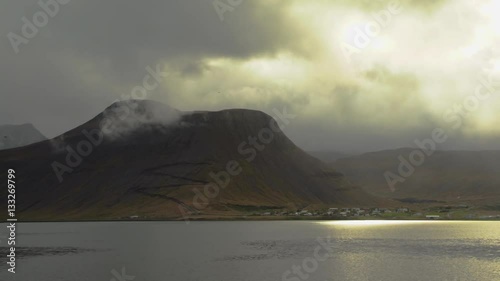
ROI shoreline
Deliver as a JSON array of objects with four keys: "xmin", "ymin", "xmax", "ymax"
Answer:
[{"xmin": 3, "ymin": 217, "xmax": 500, "ymax": 223}]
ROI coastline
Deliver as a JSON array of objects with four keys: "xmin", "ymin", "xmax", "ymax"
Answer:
[{"xmin": 4, "ymin": 216, "xmax": 500, "ymax": 223}]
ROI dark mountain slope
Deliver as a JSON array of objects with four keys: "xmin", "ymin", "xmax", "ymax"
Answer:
[
  {"xmin": 332, "ymin": 148, "xmax": 500, "ymax": 205},
  {"xmin": 307, "ymin": 151, "xmax": 354, "ymax": 164},
  {"xmin": 0, "ymin": 100, "xmax": 384, "ymax": 220}
]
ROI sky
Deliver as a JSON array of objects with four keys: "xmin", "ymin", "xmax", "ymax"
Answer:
[{"xmin": 1, "ymin": 0, "xmax": 500, "ymax": 152}]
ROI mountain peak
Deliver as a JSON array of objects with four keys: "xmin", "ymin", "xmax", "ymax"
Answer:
[
  {"xmin": 0, "ymin": 123, "xmax": 46, "ymax": 150},
  {"xmin": 106, "ymin": 99, "xmax": 178, "ymax": 111}
]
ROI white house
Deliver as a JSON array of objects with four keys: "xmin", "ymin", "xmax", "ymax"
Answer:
[{"xmin": 426, "ymin": 215, "xmax": 440, "ymax": 220}]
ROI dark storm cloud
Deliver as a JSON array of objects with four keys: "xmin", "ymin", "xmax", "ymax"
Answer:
[
  {"xmin": 0, "ymin": 0, "xmax": 306, "ymax": 137},
  {"xmin": 0, "ymin": 0, "xmax": 499, "ymax": 152},
  {"xmin": 13, "ymin": 0, "xmax": 308, "ymax": 69}
]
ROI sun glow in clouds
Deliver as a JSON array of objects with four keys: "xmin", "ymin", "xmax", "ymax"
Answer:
[
  {"xmin": 150, "ymin": 0, "xmax": 500, "ymax": 150},
  {"xmin": 243, "ymin": 54, "xmax": 309, "ymax": 82},
  {"xmin": 479, "ymin": 0, "xmax": 500, "ymax": 36}
]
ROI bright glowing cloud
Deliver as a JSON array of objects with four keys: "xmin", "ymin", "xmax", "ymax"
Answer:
[{"xmin": 2, "ymin": 0, "xmax": 500, "ymax": 151}]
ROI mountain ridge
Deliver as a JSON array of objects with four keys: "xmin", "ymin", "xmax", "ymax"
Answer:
[
  {"xmin": 332, "ymin": 148, "xmax": 500, "ymax": 205},
  {"xmin": 0, "ymin": 123, "xmax": 46, "ymax": 150},
  {"xmin": 0, "ymin": 100, "xmax": 385, "ymax": 220}
]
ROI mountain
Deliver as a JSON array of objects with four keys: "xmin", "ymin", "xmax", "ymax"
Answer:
[
  {"xmin": 0, "ymin": 100, "xmax": 384, "ymax": 221},
  {"xmin": 307, "ymin": 151, "xmax": 355, "ymax": 164},
  {"xmin": 332, "ymin": 148, "xmax": 500, "ymax": 205},
  {"xmin": 0, "ymin": 123, "xmax": 46, "ymax": 150}
]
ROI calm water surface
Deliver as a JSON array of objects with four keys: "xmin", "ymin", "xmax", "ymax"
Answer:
[{"xmin": 0, "ymin": 221, "xmax": 499, "ymax": 281}]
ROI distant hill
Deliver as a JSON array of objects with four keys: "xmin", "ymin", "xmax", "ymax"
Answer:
[
  {"xmin": 0, "ymin": 100, "xmax": 385, "ymax": 221},
  {"xmin": 0, "ymin": 124, "xmax": 46, "ymax": 150},
  {"xmin": 307, "ymin": 151, "xmax": 355, "ymax": 164},
  {"xmin": 332, "ymin": 148, "xmax": 500, "ymax": 205}
]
